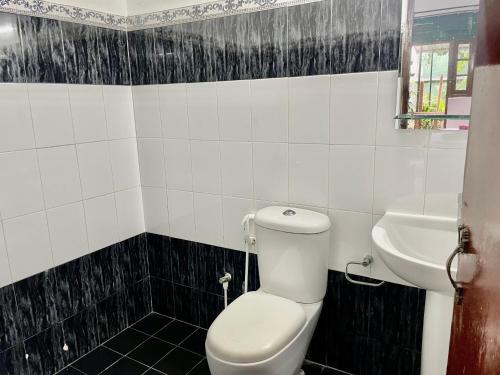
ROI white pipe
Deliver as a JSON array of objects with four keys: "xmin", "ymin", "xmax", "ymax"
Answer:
[
  {"xmin": 223, "ymin": 281, "xmax": 229, "ymax": 308},
  {"xmin": 241, "ymin": 214, "xmax": 256, "ymax": 294},
  {"xmin": 244, "ymin": 247, "xmax": 249, "ymax": 293}
]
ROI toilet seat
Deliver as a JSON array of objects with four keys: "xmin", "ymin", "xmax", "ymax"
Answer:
[{"xmin": 206, "ymin": 291, "xmax": 306, "ymax": 364}]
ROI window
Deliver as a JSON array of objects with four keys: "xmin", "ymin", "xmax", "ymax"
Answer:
[
  {"xmin": 448, "ymin": 42, "xmax": 474, "ymax": 97},
  {"xmin": 403, "ymin": 39, "xmax": 475, "ymax": 128},
  {"xmin": 400, "ymin": 6, "xmax": 478, "ymax": 130},
  {"xmin": 408, "ymin": 43, "xmax": 449, "ymax": 115}
]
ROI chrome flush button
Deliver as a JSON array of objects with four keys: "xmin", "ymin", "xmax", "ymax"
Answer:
[{"xmin": 283, "ymin": 209, "xmax": 296, "ymax": 216}]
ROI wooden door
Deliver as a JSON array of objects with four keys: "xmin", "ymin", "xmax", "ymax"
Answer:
[{"xmin": 447, "ymin": 0, "xmax": 500, "ymax": 373}]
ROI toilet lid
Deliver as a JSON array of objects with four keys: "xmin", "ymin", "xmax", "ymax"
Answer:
[{"xmin": 206, "ymin": 291, "xmax": 306, "ymax": 363}]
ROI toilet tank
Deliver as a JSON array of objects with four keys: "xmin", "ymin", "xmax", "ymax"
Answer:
[{"xmin": 254, "ymin": 206, "xmax": 331, "ymax": 303}]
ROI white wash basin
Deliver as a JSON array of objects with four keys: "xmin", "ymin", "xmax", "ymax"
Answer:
[{"xmin": 372, "ymin": 212, "xmax": 458, "ymax": 293}]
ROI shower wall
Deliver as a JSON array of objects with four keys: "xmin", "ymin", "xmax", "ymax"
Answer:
[
  {"xmin": 126, "ymin": 0, "xmax": 464, "ymax": 373},
  {"xmin": 0, "ymin": 0, "xmax": 468, "ymax": 374},
  {"xmin": 0, "ymin": 11, "xmax": 149, "ymax": 374}
]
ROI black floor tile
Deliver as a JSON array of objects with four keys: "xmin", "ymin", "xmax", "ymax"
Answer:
[
  {"xmin": 57, "ymin": 367, "xmax": 85, "ymax": 375},
  {"xmin": 101, "ymin": 357, "xmax": 148, "ymax": 375},
  {"xmin": 132, "ymin": 313, "xmax": 173, "ymax": 335},
  {"xmin": 303, "ymin": 361, "xmax": 324, "ymax": 375},
  {"xmin": 72, "ymin": 346, "xmax": 122, "ymax": 375},
  {"xmin": 128, "ymin": 337, "xmax": 175, "ymax": 366},
  {"xmin": 155, "ymin": 320, "xmax": 197, "ymax": 344},
  {"xmin": 180, "ymin": 328, "xmax": 207, "ymax": 355},
  {"xmin": 189, "ymin": 359, "xmax": 211, "ymax": 375},
  {"xmin": 104, "ymin": 328, "xmax": 149, "ymax": 355},
  {"xmin": 321, "ymin": 367, "xmax": 348, "ymax": 375},
  {"xmin": 154, "ymin": 347, "xmax": 203, "ymax": 375},
  {"xmin": 143, "ymin": 370, "xmax": 165, "ymax": 375}
]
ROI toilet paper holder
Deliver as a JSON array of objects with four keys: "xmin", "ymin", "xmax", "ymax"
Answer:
[{"xmin": 345, "ymin": 255, "xmax": 385, "ymax": 287}]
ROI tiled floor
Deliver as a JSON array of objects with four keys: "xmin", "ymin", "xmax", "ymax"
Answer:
[{"xmin": 56, "ymin": 313, "xmax": 346, "ymax": 375}]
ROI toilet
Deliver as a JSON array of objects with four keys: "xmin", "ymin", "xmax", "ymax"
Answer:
[{"xmin": 206, "ymin": 206, "xmax": 331, "ymax": 375}]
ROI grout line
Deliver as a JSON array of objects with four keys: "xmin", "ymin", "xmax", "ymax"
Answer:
[
  {"xmin": 185, "ymin": 356, "xmax": 207, "ymax": 375},
  {"xmin": 130, "ymin": 316, "xmax": 175, "ymax": 337},
  {"xmin": 58, "ymin": 305, "xmax": 159, "ymax": 373},
  {"xmin": 126, "ymin": 326, "xmax": 203, "ymax": 359},
  {"xmin": 0, "ymin": 184, "xmax": 142, "ymax": 224},
  {"xmin": 123, "ymin": 316, "xmax": 205, "ymax": 374},
  {"xmin": 60, "ymin": 312, "xmax": 345, "ymax": 375},
  {"xmin": 0, "ymin": 135, "xmax": 145, "ymax": 155},
  {"xmin": 129, "ymin": 136, "xmax": 465, "ymax": 149},
  {"xmin": 73, "ymin": 134, "xmax": 92, "ymax": 261}
]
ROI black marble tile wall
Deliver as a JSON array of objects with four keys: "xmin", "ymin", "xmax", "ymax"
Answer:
[
  {"xmin": 24, "ymin": 323, "xmax": 65, "ymax": 374},
  {"xmin": 3, "ymin": 0, "xmax": 401, "ymax": 86},
  {"xmin": 90, "ymin": 243, "xmax": 124, "ymax": 302},
  {"xmin": 307, "ymin": 272, "xmax": 425, "ymax": 375},
  {"xmin": 61, "ymin": 307, "xmax": 99, "ymax": 364},
  {"xmin": 171, "ymin": 237, "xmax": 199, "ymax": 287},
  {"xmin": 0, "ymin": 11, "xmax": 130, "ymax": 85},
  {"xmin": 0, "ymin": 285, "xmax": 21, "ymax": 352},
  {"xmin": 126, "ymin": 277, "xmax": 152, "ymax": 324},
  {"xmin": 98, "ymin": 27, "xmax": 131, "ymax": 85},
  {"xmin": 61, "ymin": 21, "xmax": 101, "ymax": 84},
  {"xmin": 96, "ymin": 290, "xmax": 129, "ymax": 343},
  {"xmin": 19, "ymin": 15, "xmax": 67, "ymax": 83},
  {"xmin": 150, "ymin": 276, "xmax": 176, "ymax": 318},
  {"xmin": 0, "ymin": 12, "xmax": 25, "ymax": 83},
  {"xmin": 55, "ymin": 255, "xmax": 93, "ymax": 320},
  {"xmin": 129, "ymin": 0, "xmax": 399, "ymax": 85},
  {"xmin": 196, "ymin": 242, "xmax": 225, "ymax": 296},
  {"xmin": 0, "ymin": 234, "xmax": 150, "ymax": 375},
  {"xmin": 146, "ymin": 234, "xmax": 424, "ymax": 375},
  {"xmin": 128, "ymin": 28, "xmax": 157, "ymax": 85},
  {"xmin": 0, "ymin": 343, "xmax": 28, "ymax": 375},
  {"xmin": 288, "ymin": 0, "xmax": 332, "ymax": 77},
  {"xmin": 147, "ymin": 233, "xmax": 259, "ymax": 329},
  {"xmin": 380, "ymin": 0, "xmax": 402, "ymax": 71},
  {"xmin": 155, "ymin": 24, "xmax": 185, "ymax": 84},
  {"xmin": 331, "ymin": 0, "xmax": 382, "ymax": 74},
  {"xmin": 248, "ymin": 7, "xmax": 288, "ymax": 79},
  {"xmin": 173, "ymin": 284, "xmax": 201, "ymax": 325},
  {"xmin": 217, "ymin": 14, "xmax": 251, "ymax": 81},
  {"xmin": 13, "ymin": 269, "xmax": 59, "ymax": 338},
  {"xmin": 183, "ymin": 19, "xmax": 217, "ymax": 83}
]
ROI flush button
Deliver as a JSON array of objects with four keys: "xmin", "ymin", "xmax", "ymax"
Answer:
[{"xmin": 283, "ymin": 209, "xmax": 296, "ymax": 216}]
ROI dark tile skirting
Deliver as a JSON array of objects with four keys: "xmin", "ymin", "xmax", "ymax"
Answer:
[
  {"xmin": 1, "ymin": 0, "xmax": 401, "ymax": 85},
  {"xmin": 146, "ymin": 233, "xmax": 426, "ymax": 375},
  {"xmin": 0, "ymin": 231, "xmax": 424, "ymax": 375},
  {"xmin": 0, "ymin": 234, "xmax": 151, "ymax": 375}
]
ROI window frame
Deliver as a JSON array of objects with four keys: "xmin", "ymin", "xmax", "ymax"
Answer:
[{"xmin": 447, "ymin": 40, "xmax": 475, "ymax": 98}]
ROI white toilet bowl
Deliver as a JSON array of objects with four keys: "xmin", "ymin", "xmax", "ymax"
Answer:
[
  {"xmin": 206, "ymin": 206, "xmax": 331, "ymax": 375},
  {"xmin": 206, "ymin": 290, "xmax": 323, "ymax": 375}
]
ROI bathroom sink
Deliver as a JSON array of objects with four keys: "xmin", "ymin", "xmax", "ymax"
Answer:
[{"xmin": 372, "ymin": 212, "xmax": 458, "ymax": 293}]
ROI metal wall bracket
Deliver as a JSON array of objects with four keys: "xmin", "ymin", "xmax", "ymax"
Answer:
[
  {"xmin": 447, "ymin": 225, "xmax": 471, "ymax": 305},
  {"xmin": 345, "ymin": 255, "xmax": 385, "ymax": 287}
]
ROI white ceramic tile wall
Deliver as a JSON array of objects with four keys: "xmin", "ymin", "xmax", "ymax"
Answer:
[
  {"xmin": 0, "ymin": 83, "xmax": 144, "ymax": 285},
  {"xmin": 0, "ymin": 72, "xmax": 468, "ymax": 287},
  {"xmin": 137, "ymin": 71, "xmax": 467, "ymax": 285}
]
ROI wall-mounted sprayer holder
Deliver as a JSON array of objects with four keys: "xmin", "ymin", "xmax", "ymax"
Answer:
[
  {"xmin": 345, "ymin": 255, "xmax": 385, "ymax": 287},
  {"xmin": 219, "ymin": 272, "xmax": 232, "ymax": 308}
]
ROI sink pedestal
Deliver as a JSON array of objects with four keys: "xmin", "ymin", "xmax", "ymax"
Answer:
[{"xmin": 421, "ymin": 291, "xmax": 454, "ymax": 375}]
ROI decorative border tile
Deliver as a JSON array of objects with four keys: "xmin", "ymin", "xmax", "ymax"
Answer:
[
  {"xmin": 0, "ymin": 0, "xmax": 128, "ymax": 30},
  {"xmin": 126, "ymin": 0, "xmax": 321, "ymax": 31},
  {"xmin": 0, "ymin": 0, "xmax": 323, "ymax": 31}
]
